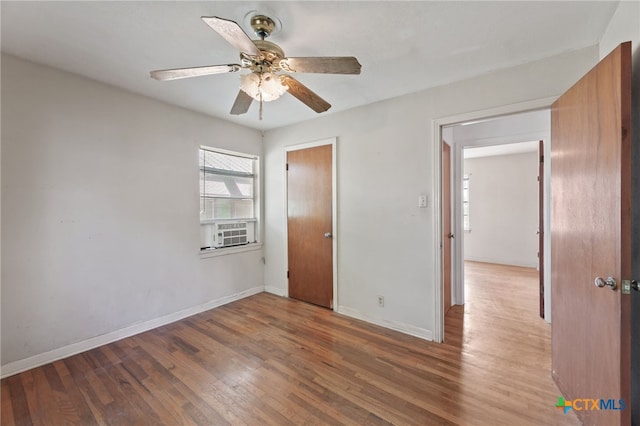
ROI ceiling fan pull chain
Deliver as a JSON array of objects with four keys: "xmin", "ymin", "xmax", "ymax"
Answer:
[{"xmin": 258, "ymin": 74, "xmax": 264, "ymax": 120}]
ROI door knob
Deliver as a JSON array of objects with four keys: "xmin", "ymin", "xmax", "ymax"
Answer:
[
  {"xmin": 324, "ymin": 232, "xmax": 332, "ymax": 239},
  {"xmin": 448, "ymin": 233, "xmax": 454, "ymax": 239},
  {"xmin": 594, "ymin": 276, "xmax": 617, "ymax": 290}
]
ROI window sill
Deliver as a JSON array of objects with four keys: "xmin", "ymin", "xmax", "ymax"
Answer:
[
  {"xmin": 200, "ymin": 218, "xmax": 257, "ymax": 225},
  {"xmin": 199, "ymin": 243, "xmax": 262, "ymax": 259}
]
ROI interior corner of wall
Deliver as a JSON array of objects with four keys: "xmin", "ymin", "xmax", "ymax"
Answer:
[{"xmin": 264, "ymin": 285, "xmax": 285, "ymax": 297}]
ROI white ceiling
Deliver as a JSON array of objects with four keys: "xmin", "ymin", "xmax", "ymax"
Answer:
[{"xmin": 1, "ymin": 1, "xmax": 619, "ymax": 130}]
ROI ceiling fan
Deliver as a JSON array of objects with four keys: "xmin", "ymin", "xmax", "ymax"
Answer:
[{"xmin": 150, "ymin": 14, "xmax": 362, "ymax": 119}]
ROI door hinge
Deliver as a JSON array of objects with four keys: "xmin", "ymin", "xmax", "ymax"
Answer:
[
  {"xmin": 286, "ymin": 163, "xmax": 289, "ymax": 171},
  {"xmin": 287, "ymin": 270, "xmax": 289, "ymax": 279},
  {"xmin": 540, "ymin": 155, "xmax": 544, "ymax": 163}
]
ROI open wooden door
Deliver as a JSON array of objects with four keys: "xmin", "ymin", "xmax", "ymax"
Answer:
[
  {"xmin": 551, "ymin": 42, "xmax": 631, "ymax": 425},
  {"xmin": 538, "ymin": 140, "xmax": 544, "ymax": 319},
  {"xmin": 287, "ymin": 144, "xmax": 334, "ymax": 309},
  {"xmin": 442, "ymin": 141, "xmax": 452, "ymax": 316}
]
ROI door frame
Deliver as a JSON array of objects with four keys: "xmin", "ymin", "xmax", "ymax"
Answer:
[
  {"xmin": 442, "ymin": 141, "xmax": 452, "ymax": 317},
  {"xmin": 283, "ymin": 137, "xmax": 338, "ymax": 311},
  {"xmin": 538, "ymin": 140, "xmax": 545, "ymax": 319},
  {"xmin": 431, "ymin": 97, "xmax": 555, "ymax": 342}
]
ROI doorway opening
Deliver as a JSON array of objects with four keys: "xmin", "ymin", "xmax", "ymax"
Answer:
[{"xmin": 439, "ymin": 108, "xmax": 551, "ymax": 342}]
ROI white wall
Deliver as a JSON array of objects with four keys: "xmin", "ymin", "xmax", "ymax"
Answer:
[
  {"xmin": 599, "ymin": 0, "xmax": 639, "ymax": 60},
  {"xmin": 263, "ymin": 46, "xmax": 598, "ymax": 340},
  {"xmin": 1, "ymin": 54, "xmax": 263, "ymax": 374},
  {"xmin": 463, "ymin": 152, "xmax": 539, "ymax": 267},
  {"xmin": 451, "ymin": 109, "xmax": 550, "ymax": 143}
]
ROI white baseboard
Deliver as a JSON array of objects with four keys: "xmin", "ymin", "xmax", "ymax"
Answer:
[
  {"xmin": 264, "ymin": 285, "xmax": 286, "ymax": 297},
  {"xmin": 0, "ymin": 286, "xmax": 264, "ymax": 379},
  {"xmin": 337, "ymin": 306, "xmax": 433, "ymax": 341},
  {"xmin": 464, "ymin": 256, "xmax": 538, "ymax": 269}
]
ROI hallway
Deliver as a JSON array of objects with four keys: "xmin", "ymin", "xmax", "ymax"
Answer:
[{"xmin": 443, "ymin": 261, "xmax": 579, "ymax": 424}]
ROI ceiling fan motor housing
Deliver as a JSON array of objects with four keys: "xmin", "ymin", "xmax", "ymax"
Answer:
[{"xmin": 244, "ymin": 40, "xmax": 285, "ymax": 73}]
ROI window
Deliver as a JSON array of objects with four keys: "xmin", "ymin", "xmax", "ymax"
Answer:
[
  {"xmin": 463, "ymin": 174, "xmax": 470, "ymax": 231},
  {"xmin": 199, "ymin": 147, "xmax": 259, "ymax": 251}
]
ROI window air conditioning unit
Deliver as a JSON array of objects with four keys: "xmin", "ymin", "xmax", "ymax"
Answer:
[{"xmin": 213, "ymin": 221, "xmax": 249, "ymax": 248}]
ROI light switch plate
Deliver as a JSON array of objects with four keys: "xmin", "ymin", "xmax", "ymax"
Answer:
[{"xmin": 418, "ymin": 194, "xmax": 427, "ymax": 208}]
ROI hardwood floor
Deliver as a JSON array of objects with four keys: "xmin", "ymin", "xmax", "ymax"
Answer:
[{"xmin": 2, "ymin": 262, "xmax": 578, "ymax": 425}]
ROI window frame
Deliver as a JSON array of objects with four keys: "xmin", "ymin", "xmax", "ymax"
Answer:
[
  {"xmin": 199, "ymin": 146, "xmax": 261, "ymax": 257},
  {"xmin": 463, "ymin": 174, "xmax": 470, "ymax": 232}
]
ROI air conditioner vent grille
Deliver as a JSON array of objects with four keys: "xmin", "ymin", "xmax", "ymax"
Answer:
[{"xmin": 213, "ymin": 222, "xmax": 249, "ymax": 248}]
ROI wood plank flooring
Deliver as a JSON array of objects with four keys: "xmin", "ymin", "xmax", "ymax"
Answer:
[{"xmin": 2, "ymin": 262, "xmax": 578, "ymax": 425}]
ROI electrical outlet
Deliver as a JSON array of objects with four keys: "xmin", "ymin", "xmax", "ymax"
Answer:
[{"xmin": 377, "ymin": 295, "xmax": 384, "ymax": 307}]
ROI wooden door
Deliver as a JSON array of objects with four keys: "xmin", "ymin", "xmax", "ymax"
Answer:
[
  {"xmin": 551, "ymin": 42, "xmax": 631, "ymax": 425},
  {"xmin": 442, "ymin": 141, "xmax": 452, "ymax": 315},
  {"xmin": 538, "ymin": 140, "xmax": 544, "ymax": 319},
  {"xmin": 287, "ymin": 144, "xmax": 334, "ymax": 309}
]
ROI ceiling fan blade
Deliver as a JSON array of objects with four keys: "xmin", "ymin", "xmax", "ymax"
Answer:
[
  {"xmin": 280, "ymin": 75, "xmax": 331, "ymax": 113},
  {"xmin": 280, "ymin": 57, "xmax": 362, "ymax": 74},
  {"xmin": 201, "ymin": 16, "xmax": 261, "ymax": 57},
  {"xmin": 230, "ymin": 90, "xmax": 253, "ymax": 115},
  {"xmin": 150, "ymin": 64, "xmax": 241, "ymax": 81}
]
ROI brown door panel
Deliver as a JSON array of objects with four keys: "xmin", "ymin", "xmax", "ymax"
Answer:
[
  {"xmin": 551, "ymin": 42, "xmax": 631, "ymax": 425},
  {"xmin": 287, "ymin": 145, "xmax": 333, "ymax": 308},
  {"xmin": 539, "ymin": 140, "xmax": 544, "ymax": 319}
]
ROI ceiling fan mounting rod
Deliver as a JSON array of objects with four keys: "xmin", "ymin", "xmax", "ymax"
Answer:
[{"xmin": 250, "ymin": 15, "xmax": 276, "ymax": 40}]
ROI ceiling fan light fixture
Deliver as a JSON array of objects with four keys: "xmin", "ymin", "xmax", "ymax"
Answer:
[{"xmin": 239, "ymin": 72, "xmax": 288, "ymax": 102}]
